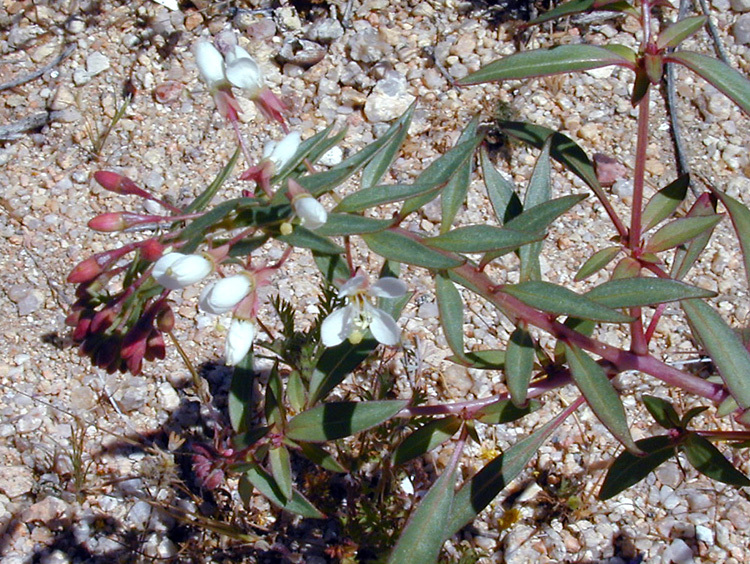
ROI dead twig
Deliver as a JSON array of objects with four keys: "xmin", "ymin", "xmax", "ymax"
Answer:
[{"xmin": 0, "ymin": 43, "xmax": 75, "ymax": 92}]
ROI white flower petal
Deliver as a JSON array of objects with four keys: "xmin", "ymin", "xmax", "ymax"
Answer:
[
  {"xmin": 369, "ymin": 277, "xmax": 408, "ymax": 299},
  {"xmin": 225, "ymin": 57, "xmax": 263, "ymax": 94},
  {"xmin": 367, "ymin": 305, "xmax": 401, "ymax": 346},
  {"xmin": 199, "ymin": 274, "xmax": 252, "ymax": 314},
  {"xmin": 294, "ymin": 196, "xmax": 327, "ymax": 230},
  {"xmin": 262, "ymin": 139, "xmax": 277, "ymax": 160},
  {"xmin": 225, "ymin": 318, "xmax": 256, "ymax": 366},
  {"xmin": 153, "ymin": 253, "xmax": 212, "ymax": 290},
  {"xmin": 338, "ymin": 274, "xmax": 367, "ymax": 298},
  {"xmin": 152, "ymin": 252, "xmax": 183, "ymax": 280},
  {"xmin": 224, "ymin": 45, "xmax": 254, "ymax": 64},
  {"xmin": 321, "ymin": 305, "xmax": 355, "ymax": 347},
  {"xmin": 195, "ymin": 41, "xmax": 226, "ymax": 88},
  {"xmin": 269, "ymin": 131, "xmax": 301, "ymax": 170}
]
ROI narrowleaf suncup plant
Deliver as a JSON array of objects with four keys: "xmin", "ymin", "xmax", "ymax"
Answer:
[{"xmin": 65, "ymin": 1, "xmax": 750, "ymax": 560}]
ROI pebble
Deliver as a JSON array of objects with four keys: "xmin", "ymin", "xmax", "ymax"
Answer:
[
  {"xmin": 666, "ymin": 538, "xmax": 694, "ymax": 563},
  {"xmin": 348, "ymin": 28, "xmax": 391, "ymax": 63},
  {"xmin": 8, "ymin": 284, "xmax": 43, "ymax": 315},
  {"xmin": 158, "ymin": 381, "xmax": 180, "ymax": 412},
  {"xmin": 733, "ymin": 13, "xmax": 750, "ymax": 44},
  {"xmin": 278, "ymin": 38, "xmax": 327, "ymax": 68},
  {"xmin": 696, "ymin": 525, "xmax": 714, "ymax": 545},
  {"xmin": 731, "ymin": 0, "xmax": 750, "ymax": 10},
  {"xmin": 306, "ymin": 18, "xmax": 344, "ymax": 44},
  {"xmin": 364, "ymin": 71, "xmax": 415, "ymax": 123},
  {"xmin": 0, "ymin": 465, "xmax": 35, "ymax": 498},
  {"xmin": 22, "ymin": 496, "xmax": 70, "ymax": 526},
  {"xmin": 66, "ymin": 17, "xmax": 85, "ymax": 34},
  {"xmin": 319, "ymin": 146, "xmax": 343, "ymax": 166},
  {"xmin": 127, "ymin": 500, "xmax": 152, "ymax": 529},
  {"xmin": 86, "ymin": 52, "xmax": 110, "ymax": 77}
]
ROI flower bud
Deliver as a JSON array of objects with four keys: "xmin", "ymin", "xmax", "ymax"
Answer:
[
  {"xmin": 263, "ymin": 131, "xmax": 301, "ymax": 172},
  {"xmin": 195, "ymin": 41, "xmax": 226, "ymax": 89},
  {"xmin": 140, "ymin": 238, "xmax": 165, "ymax": 262},
  {"xmin": 67, "ymin": 256, "xmax": 103, "ymax": 284},
  {"xmin": 88, "ymin": 212, "xmax": 128, "ymax": 232},
  {"xmin": 224, "ymin": 46, "xmax": 264, "ymax": 95},
  {"xmin": 152, "ymin": 252, "xmax": 213, "ymax": 290},
  {"xmin": 94, "ymin": 171, "xmax": 148, "ymax": 198},
  {"xmin": 199, "ymin": 273, "xmax": 252, "ymax": 314},
  {"xmin": 225, "ymin": 318, "xmax": 256, "ymax": 366},
  {"xmin": 156, "ymin": 304, "xmax": 175, "ymax": 333},
  {"xmin": 293, "ymin": 195, "xmax": 328, "ymax": 230}
]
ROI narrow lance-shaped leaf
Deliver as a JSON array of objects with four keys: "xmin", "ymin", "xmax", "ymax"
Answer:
[
  {"xmin": 278, "ymin": 226, "xmax": 344, "ymax": 255},
  {"xmin": 315, "ymin": 213, "xmax": 391, "ymax": 237},
  {"xmin": 441, "ymin": 116, "xmax": 480, "ymax": 233},
  {"xmin": 669, "ymin": 51, "xmax": 750, "ymax": 115},
  {"xmin": 363, "ymin": 230, "xmax": 464, "ymax": 269},
  {"xmin": 575, "ymin": 246, "xmax": 621, "ymax": 281},
  {"xmin": 500, "ymin": 281, "xmax": 634, "ymax": 323},
  {"xmin": 426, "ymin": 226, "xmax": 543, "ymax": 254},
  {"xmin": 298, "ymin": 442, "xmax": 348, "ymax": 473},
  {"xmin": 334, "ymin": 182, "xmax": 441, "ymax": 214},
  {"xmin": 475, "ymin": 398, "xmax": 541, "ymax": 424},
  {"xmin": 448, "ymin": 349, "xmax": 506, "ymax": 370},
  {"xmin": 711, "ymin": 188, "xmax": 750, "ymax": 289},
  {"xmin": 644, "ymin": 214, "xmax": 723, "ymax": 253},
  {"xmin": 682, "ymin": 433, "xmax": 750, "ymax": 487},
  {"xmin": 641, "ymin": 174, "xmax": 690, "ymax": 232},
  {"xmin": 389, "ymin": 458, "xmax": 458, "ymax": 563},
  {"xmin": 392, "ymin": 416, "xmax": 463, "ymax": 466},
  {"xmin": 480, "ymin": 145, "xmax": 523, "ymax": 225},
  {"xmin": 286, "ymin": 400, "xmax": 409, "ymax": 442},
  {"xmin": 671, "ymin": 193, "xmax": 717, "ymax": 280},
  {"xmin": 642, "ymin": 395, "xmax": 681, "ymax": 429},
  {"xmin": 446, "ymin": 415, "xmax": 558, "ymax": 536},
  {"xmin": 520, "ymin": 139, "xmax": 552, "ymax": 281},
  {"xmin": 599, "ymin": 436, "xmax": 675, "ymax": 500},
  {"xmin": 229, "ymin": 353, "xmax": 255, "ymax": 433},
  {"xmin": 308, "ymin": 338, "xmax": 379, "ymax": 404},
  {"xmin": 184, "ymin": 148, "xmax": 240, "ymax": 213},
  {"xmin": 657, "ymin": 16, "xmax": 707, "ymax": 50},
  {"xmin": 564, "ymin": 343, "xmax": 642, "ymax": 454},
  {"xmin": 458, "ymin": 45, "xmax": 633, "ymax": 85},
  {"xmin": 361, "ymin": 101, "xmax": 416, "ymax": 190},
  {"xmin": 682, "ymin": 299, "xmax": 750, "ymax": 413},
  {"xmin": 527, "ymin": 0, "xmax": 636, "ymax": 26},
  {"xmin": 585, "ymin": 277, "xmax": 715, "ymax": 308},
  {"xmin": 239, "ymin": 464, "xmax": 325, "ymax": 519},
  {"xmin": 504, "ymin": 194, "xmax": 587, "ymax": 234},
  {"xmin": 435, "ymin": 273, "xmax": 466, "ymax": 360},
  {"xmin": 506, "ymin": 326, "xmax": 536, "ymax": 407},
  {"xmin": 269, "ymin": 446, "xmax": 293, "ymax": 502}
]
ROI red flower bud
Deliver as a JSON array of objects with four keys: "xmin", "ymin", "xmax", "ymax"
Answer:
[
  {"xmin": 67, "ymin": 256, "xmax": 103, "ymax": 284},
  {"xmin": 140, "ymin": 238, "xmax": 165, "ymax": 262},
  {"xmin": 156, "ymin": 305, "xmax": 175, "ymax": 333},
  {"xmin": 88, "ymin": 213, "xmax": 127, "ymax": 232},
  {"xmin": 94, "ymin": 171, "xmax": 146, "ymax": 197}
]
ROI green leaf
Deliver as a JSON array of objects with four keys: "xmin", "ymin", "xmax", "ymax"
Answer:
[
  {"xmin": 564, "ymin": 344, "xmax": 642, "ymax": 454},
  {"xmin": 575, "ymin": 246, "xmax": 621, "ymax": 281},
  {"xmin": 681, "ymin": 406, "xmax": 709, "ymax": 427},
  {"xmin": 269, "ymin": 446, "xmax": 293, "ymax": 501},
  {"xmin": 528, "ymin": 0, "xmax": 636, "ymax": 25},
  {"xmin": 448, "ymin": 349, "xmax": 506, "ymax": 370},
  {"xmin": 278, "ymin": 225, "xmax": 344, "ymax": 254},
  {"xmin": 287, "ymin": 370, "xmax": 306, "ymax": 414},
  {"xmin": 669, "ymin": 51, "xmax": 750, "ymax": 115},
  {"xmin": 519, "ymin": 140, "xmax": 552, "ymax": 281},
  {"xmin": 501, "ymin": 281, "xmax": 634, "ymax": 322},
  {"xmin": 265, "ymin": 366, "xmax": 284, "ymax": 427},
  {"xmin": 315, "ymin": 213, "xmax": 391, "ymax": 236},
  {"xmin": 239, "ymin": 464, "xmax": 325, "ymax": 519},
  {"xmin": 682, "ymin": 434, "xmax": 750, "ymax": 487},
  {"xmin": 671, "ymin": 194, "xmax": 717, "ymax": 280},
  {"xmin": 504, "ymin": 194, "xmax": 587, "ymax": 234},
  {"xmin": 506, "ymin": 327, "xmax": 536, "ymax": 407},
  {"xmin": 309, "ymin": 338, "xmax": 379, "ymax": 404},
  {"xmin": 392, "ymin": 416, "xmax": 462, "ymax": 466},
  {"xmin": 475, "ymin": 398, "xmax": 541, "ymax": 424},
  {"xmin": 446, "ymin": 417, "xmax": 557, "ymax": 536},
  {"xmin": 711, "ymin": 189, "xmax": 750, "ymax": 289},
  {"xmin": 362, "ymin": 231, "xmax": 463, "ymax": 269},
  {"xmin": 389, "ymin": 462, "xmax": 457, "ymax": 564},
  {"xmin": 435, "ymin": 273, "xmax": 466, "ymax": 360},
  {"xmin": 499, "ymin": 122, "xmax": 600, "ymax": 192},
  {"xmin": 274, "ymin": 123, "xmax": 339, "ymax": 185},
  {"xmin": 335, "ymin": 182, "xmax": 440, "ymax": 214},
  {"xmin": 298, "ymin": 442, "xmax": 348, "ymax": 473},
  {"xmin": 286, "ymin": 400, "xmax": 409, "ymax": 442},
  {"xmin": 178, "ymin": 199, "xmax": 244, "ymax": 250},
  {"xmin": 313, "ymin": 251, "xmax": 350, "ymax": 284},
  {"xmin": 229, "ymin": 353, "xmax": 255, "ymax": 433},
  {"xmin": 612, "ymin": 256, "xmax": 641, "ymax": 279},
  {"xmin": 361, "ymin": 101, "xmax": 416, "ymax": 190},
  {"xmin": 232, "ymin": 426, "xmax": 270, "ymax": 450},
  {"xmin": 184, "ymin": 148, "xmax": 240, "ymax": 214},
  {"xmin": 401, "ymin": 134, "xmax": 485, "ymax": 216},
  {"xmin": 682, "ymin": 299, "xmax": 750, "ymax": 411},
  {"xmin": 641, "ymin": 174, "xmax": 690, "ymax": 232},
  {"xmin": 657, "ymin": 16, "xmax": 707, "ymax": 49},
  {"xmin": 598, "ymin": 436, "xmax": 675, "ymax": 500},
  {"xmin": 441, "ymin": 116, "xmax": 480, "ymax": 233},
  {"xmin": 644, "ymin": 215, "xmax": 723, "ymax": 253},
  {"xmin": 458, "ymin": 45, "xmax": 632, "ymax": 85},
  {"xmin": 642, "ymin": 395, "xmax": 681, "ymax": 429},
  {"xmin": 585, "ymin": 277, "xmax": 715, "ymax": 308},
  {"xmin": 426, "ymin": 226, "xmax": 542, "ymax": 254},
  {"xmin": 480, "ymin": 146, "xmax": 523, "ymax": 225}
]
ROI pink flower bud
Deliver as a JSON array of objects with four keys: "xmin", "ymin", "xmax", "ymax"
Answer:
[
  {"xmin": 88, "ymin": 213, "xmax": 127, "ymax": 232},
  {"xmin": 140, "ymin": 239, "xmax": 165, "ymax": 262},
  {"xmin": 94, "ymin": 171, "xmax": 148, "ymax": 198},
  {"xmin": 67, "ymin": 257, "xmax": 103, "ymax": 284}
]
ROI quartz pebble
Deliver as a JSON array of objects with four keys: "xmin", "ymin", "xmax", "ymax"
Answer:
[
  {"xmin": 364, "ymin": 72, "xmax": 415, "ymax": 123},
  {"xmin": 733, "ymin": 13, "xmax": 750, "ymax": 44}
]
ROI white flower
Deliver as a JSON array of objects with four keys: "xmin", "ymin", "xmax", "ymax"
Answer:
[
  {"xmin": 225, "ymin": 318, "xmax": 256, "ymax": 366},
  {"xmin": 263, "ymin": 131, "xmax": 301, "ymax": 171},
  {"xmin": 195, "ymin": 41, "xmax": 264, "ymax": 96},
  {"xmin": 293, "ymin": 195, "xmax": 328, "ymax": 230},
  {"xmin": 199, "ymin": 273, "xmax": 253, "ymax": 314},
  {"xmin": 321, "ymin": 275, "xmax": 407, "ymax": 347},
  {"xmin": 152, "ymin": 252, "xmax": 212, "ymax": 290}
]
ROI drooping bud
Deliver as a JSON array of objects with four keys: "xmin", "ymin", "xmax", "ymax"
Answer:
[
  {"xmin": 225, "ymin": 318, "xmax": 256, "ymax": 366},
  {"xmin": 94, "ymin": 171, "xmax": 149, "ymax": 198},
  {"xmin": 67, "ymin": 256, "xmax": 103, "ymax": 284},
  {"xmin": 293, "ymin": 195, "xmax": 328, "ymax": 230},
  {"xmin": 199, "ymin": 273, "xmax": 253, "ymax": 315},
  {"xmin": 224, "ymin": 45, "xmax": 264, "ymax": 96},
  {"xmin": 263, "ymin": 131, "xmax": 301, "ymax": 172},
  {"xmin": 88, "ymin": 212, "xmax": 128, "ymax": 232},
  {"xmin": 152, "ymin": 252, "xmax": 213, "ymax": 290},
  {"xmin": 195, "ymin": 41, "xmax": 226, "ymax": 90},
  {"xmin": 156, "ymin": 304, "xmax": 175, "ymax": 333},
  {"xmin": 140, "ymin": 238, "xmax": 165, "ymax": 262}
]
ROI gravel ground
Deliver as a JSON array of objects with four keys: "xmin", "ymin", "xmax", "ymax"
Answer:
[{"xmin": 1, "ymin": 0, "xmax": 750, "ymax": 562}]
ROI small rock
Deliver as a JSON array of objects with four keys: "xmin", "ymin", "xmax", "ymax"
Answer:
[
  {"xmin": 127, "ymin": 500, "xmax": 152, "ymax": 529},
  {"xmin": 244, "ymin": 18, "xmax": 276, "ymax": 41},
  {"xmin": 158, "ymin": 382, "xmax": 180, "ymax": 412},
  {"xmin": 733, "ymin": 13, "xmax": 750, "ymax": 44},
  {"xmin": 0, "ymin": 465, "xmax": 35, "ymax": 498},
  {"xmin": 154, "ymin": 81, "xmax": 182, "ymax": 104},
  {"xmin": 696, "ymin": 525, "xmax": 714, "ymax": 545},
  {"xmin": 731, "ymin": 0, "xmax": 750, "ymax": 11},
  {"xmin": 185, "ymin": 12, "xmax": 203, "ymax": 31},
  {"xmin": 18, "ymin": 408, "xmax": 44, "ymax": 433},
  {"xmin": 319, "ymin": 146, "xmax": 343, "ymax": 166},
  {"xmin": 306, "ymin": 18, "xmax": 344, "ymax": 44},
  {"xmin": 86, "ymin": 52, "xmax": 110, "ymax": 77},
  {"xmin": 49, "ymin": 86, "xmax": 75, "ymax": 111},
  {"xmin": 612, "ymin": 178, "xmax": 634, "ymax": 198},
  {"xmin": 364, "ymin": 71, "xmax": 415, "ymax": 123},
  {"xmin": 66, "ymin": 17, "xmax": 86, "ymax": 34},
  {"xmin": 348, "ymin": 28, "xmax": 391, "ymax": 64},
  {"xmin": 442, "ymin": 364, "xmax": 474, "ymax": 398},
  {"xmin": 666, "ymin": 538, "xmax": 694, "ymax": 564},
  {"xmin": 8, "ymin": 284, "xmax": 43, "ymax": 315},
  {"xmin": 23, "ymin": 496, "xmax": 70, "ymax": 527},
  {"xmin": 40, "ymin": 549, "xmax": 71, "ymax": 564},
  {"xmin": 686, "ymin": 491, "xmax": 713, "ymax": 511},
  {"xmin": 72, "ymin": 67, "xmax": 91, "ymax": 86},
  {"xmin": 594, "ymin": 153, "xmax": 627, "ymax": 186},
  {"xmin": 277, "ymin": 6, "xmax": 301, "ymax": 30},
  {"xmin": 277, "ymin": 38, "xmax": 326, "ymax": 68}
]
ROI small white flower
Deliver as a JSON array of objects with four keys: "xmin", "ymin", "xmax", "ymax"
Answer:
[
  {"xmin": 321, "ymin": 275, "xmax": 407, "ymax": 347},
  {"xmin": 199, "ymin": 273, "xmax": 253, "ymax": 314},
  {"xmin": 263, "ymin": 131, "xmax": 301, "ymax": 172},
  {"xmin": 293, "ymin": 195, "xmax": 328, "ymax": 230},
  {"xmin": 153, "ymin": 252, "xmax": 212, "ymax": 290},
  {"xmin": 225, "ymin": 318, "xmax": 256, "ymax": 366},
  {"xmin": 195, "ymin": 41, "xmax": 264, "ymax": 96}
]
